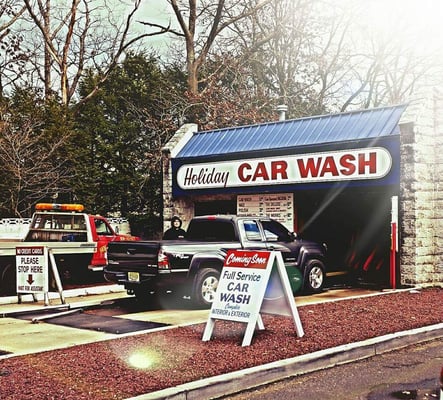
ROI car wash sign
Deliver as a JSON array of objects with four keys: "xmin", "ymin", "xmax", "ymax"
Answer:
[
  {"xmin": 176, "ymin": 147, "xmax": 393, "ymax": 191},
  {"xmin": 209, "ymin": 250, "xmax": 271, "ymax": 322},
  {"xmin": 203, "ymin": 250, "xmax": 304, "ymax": 346}
]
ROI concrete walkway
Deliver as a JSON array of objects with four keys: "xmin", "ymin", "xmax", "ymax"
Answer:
[
  {"xmin": 0, "ymin": 286, "xmax": 399, "ymax": 356},
  {"xmin": 0, "ymin": 286, "xmax": 398, "ymax": 357}
]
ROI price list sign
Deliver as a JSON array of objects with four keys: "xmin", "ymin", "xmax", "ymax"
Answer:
[{"xmin": 237, "ymin": 193, "xmax": 293, "ymax": 230}]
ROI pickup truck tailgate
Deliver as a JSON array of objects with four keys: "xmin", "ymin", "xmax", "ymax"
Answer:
[{"xmin": 106, "ymin": 241, "xmax": 160, "ymax": 272}]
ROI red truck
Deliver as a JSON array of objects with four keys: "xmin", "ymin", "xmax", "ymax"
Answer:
[{"xmin": 0, "ymin": 203, "xmax": 139, "ymax": 295}]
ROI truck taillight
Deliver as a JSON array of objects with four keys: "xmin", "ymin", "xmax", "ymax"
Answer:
[{"xmin": 158, "ymin": 249, "xmax": 170, "ymax": 270}]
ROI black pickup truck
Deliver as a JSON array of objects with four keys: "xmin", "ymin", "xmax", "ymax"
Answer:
[{"xmin": 104, "ymin": 215, "xmax": 327, "ymax": 307}]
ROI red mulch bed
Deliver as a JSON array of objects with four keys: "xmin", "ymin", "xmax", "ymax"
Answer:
[{"xmin": 0, "ymin": 288, "xmax": 442, "ymax": 399}]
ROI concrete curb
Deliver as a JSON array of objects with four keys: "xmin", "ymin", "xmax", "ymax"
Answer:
[
  {"xmin": 0, "ymin": 284, "xmax": 125, "ymax": 305},
  {"xmin": 129, "ymin": 323, "xmax": 443, "ymax": 400}
]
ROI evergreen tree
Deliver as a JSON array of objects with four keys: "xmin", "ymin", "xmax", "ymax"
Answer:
[{"xmin": 75, "ymin": 53, "xmax": 182, "ymax": 237}]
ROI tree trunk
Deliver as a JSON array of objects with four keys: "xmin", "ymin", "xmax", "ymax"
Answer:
[{"xmin": 43, "ymin": 0, "xmax": 52, "ymax": 100}]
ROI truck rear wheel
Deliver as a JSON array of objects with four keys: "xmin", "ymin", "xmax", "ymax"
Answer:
[
  {"xmin": 303, "ymin": 259, "xmax": 325, "ymax": 293},
  {"xmin": 192, "ymin": 268, "xmax": 220, "ymax": 308}
]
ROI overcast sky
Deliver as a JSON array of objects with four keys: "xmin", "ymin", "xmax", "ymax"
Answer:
[{"xmin": 132, "ymin": 0, "xmax": 443, "ymax": 59}]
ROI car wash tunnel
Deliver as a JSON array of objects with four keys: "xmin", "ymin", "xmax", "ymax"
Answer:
[{"xmin": 296, "ymin": 186, "xmax": 396, "ymax": 287}]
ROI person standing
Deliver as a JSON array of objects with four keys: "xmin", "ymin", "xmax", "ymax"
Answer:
[{"xmin": 163, "ymin": 216, "xmax": 186, "ymax": 239}]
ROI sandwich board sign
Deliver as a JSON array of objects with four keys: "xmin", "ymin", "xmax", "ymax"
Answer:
[
  {"xmin": 202, "ymin": 250, "xmax": 304, "ymax": 346},
  {"xmin": 16, "ymin": 246, "xmax": 65, "ymax": 305},
  {"xmin": 16, "ymin": 246, "xmax": 49, "ymax": 294}
]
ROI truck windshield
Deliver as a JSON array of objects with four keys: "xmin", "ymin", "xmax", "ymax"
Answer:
[
  {"xmin": 187, "ymin": 220, "xmax": 237, "ymax": 241},
  {"xmin": 32, "ymin": 214, "xmax": 86, "ymax": 231},
  {"xmin": 261, "ymin": 220, "xmax": 292, "ymax": 242},
  {"xmin": 94, "ymin": 219, "xmax": 113, "ymax": 235}
]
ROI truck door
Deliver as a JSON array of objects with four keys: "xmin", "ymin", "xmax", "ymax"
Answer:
[
  {"xmin": 259, "ymin": 219, "xmax": 301, "ymax": 267},
  {"xmin": 239, "ymin": 220, "xmax": 269, "ymax": 251},
  {"xmin": 92, "ymin": 218, "xmax": 117, "ymax": 267}
]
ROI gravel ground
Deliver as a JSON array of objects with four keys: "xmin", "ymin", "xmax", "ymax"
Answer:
[{"xmin": 0, "ymin": 287, "xmax": 442, "ymax": 400}]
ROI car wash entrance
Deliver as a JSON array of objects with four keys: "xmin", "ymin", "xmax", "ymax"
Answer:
[
  {"xmin": 168, "ymin": 105, "xmax": 406, "ymax": 290},
  {"xmin": 295, "ymin": 185, "xmax": 397, "ymax": 287},
  {"xmin": 192, "ymin": 185, "xmax": 397, "ymax": 288}
]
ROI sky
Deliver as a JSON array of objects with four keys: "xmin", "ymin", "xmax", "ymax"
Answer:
[
  {"xmin": 357, "ymin": 0, "xmax": 443, "ymax": 57},
  {"xmin": 132, "ymin": 0, "xmax": 443, "ymax": 59},
  {"xmin": 134, "ymin": 0, "xmax": 174, "ymax": 54}
]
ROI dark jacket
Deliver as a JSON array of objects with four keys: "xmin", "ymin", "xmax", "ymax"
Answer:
[{"xmin": 163, "ymin": 216, "xmax": 186, "ymax": 240}]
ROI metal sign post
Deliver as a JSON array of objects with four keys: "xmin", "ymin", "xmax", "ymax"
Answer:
[
  {"xmin": 390, "ymin": 196, "xmax": 399, "ymax": 289},
  {"xmin": 48, "ymin": 249, "xmax": 65, "ymax": 305}
]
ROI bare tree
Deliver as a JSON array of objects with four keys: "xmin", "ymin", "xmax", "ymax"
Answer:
[
  {"xmin": 0, "ymin": 96, "xmax": 72, "ymax": 216},
  {"xmin": 339, "ymin": 38, "xmax": 437, "ymax": 111},
  {"xmin": 141, "ymin": 0, "xmax": 274, "ymax": 95},
  {"xmin": 228, "ymin": 0, "xmax": 442, "ymax": 114},
  {"xmin": 19, "ymin": 0, "xmax": 169, "ymax": 106},
  {"xmin": 0, "ymin": 1, "xmax": 27, "ymax": 95},
  {"xmin": 323, "ymin": 0, "xmax": 443, "ymax": 111}
]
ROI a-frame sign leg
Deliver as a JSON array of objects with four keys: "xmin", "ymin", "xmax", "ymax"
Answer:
[
  {"xmin": 204, "ymin": 314, "xmax": 266, "ymax": 346},
  {"xmin": 202, "ymin": 317, "xmax": 215, "ymax": 342},
  {"xmin": 256, "ymin": 313, "xmax": 265, "ymax": 330},
  {"xmin": 275, "ymin": 252, "xmax": 304, "ymax": 337},
  {"xmin": 48, "ymin": 250, "xmax": 65, "ymax": 305},
  {"xmin": 241, "ymin": 314, "xmax": 265, "ymax": 347}
]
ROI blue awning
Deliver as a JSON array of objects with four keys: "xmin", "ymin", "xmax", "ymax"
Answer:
[{"xmin": 175, "ymin": 104, "xmax": 407, "ymax": 159}]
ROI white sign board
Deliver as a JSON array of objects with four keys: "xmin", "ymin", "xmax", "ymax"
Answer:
[
  {"xmin": 177, "ymin": 147, "xmax": 392, "ymax": 190},
  {"xmin": 208, "ymin": 250, "xmax": 272, "ymax": 324},
  {"xmin": 16, "ymin": 246, "xmax": 49, "ymax": 293},
  {"xmin": 237, "ymin": 193, "xmax": 294, "ymax": 230},
  {"xmin": 203, "ymin": 250, "xmax": 304, "ymax": 346}
]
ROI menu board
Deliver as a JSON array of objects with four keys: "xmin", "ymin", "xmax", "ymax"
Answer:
[{"xmin": 237, "ymin": 193, "xmax": 294, "ymax": 230}]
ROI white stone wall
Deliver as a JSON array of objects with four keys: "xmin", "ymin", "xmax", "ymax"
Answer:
[
  {"xmin": 162, "ymin": 124, "xmax": 198, "ymax": 232},
  {"xmin": 399, "ymin": 87, "xmax": 443, "ymax": 286}
]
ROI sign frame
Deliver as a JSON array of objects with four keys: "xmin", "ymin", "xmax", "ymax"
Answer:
[
  {"xmin": 16, "ymin": 246, "xmax": 49, "ymax": 294},
  {"xmin": 16, "ymin": 246, "xmax": 65, "ymax": 305},
  {"xmin": 202, "ymin": 250, "xmax": 304, "ymax": 346},
  {"xmin": 171, "ymin": 136, "xmax": 401, "ymax": 197}
]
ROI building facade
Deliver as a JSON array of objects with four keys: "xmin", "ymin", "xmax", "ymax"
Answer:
[{"xmin": 162, "ymin": 89, "xmax": 443, "ymax": 288}]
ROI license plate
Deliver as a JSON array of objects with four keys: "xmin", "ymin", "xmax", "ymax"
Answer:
[{"xmin": 128, "ymin": 271, "xmax": 140, "ymax": 282}]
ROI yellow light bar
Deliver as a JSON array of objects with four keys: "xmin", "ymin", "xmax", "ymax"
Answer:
[{"xmin": 35, "ymin": 203, "xmax": 85, "ymax": 212}]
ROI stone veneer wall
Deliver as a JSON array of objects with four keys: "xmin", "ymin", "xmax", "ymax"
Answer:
[
  {"xmin": 161, "ymin": 124, "xmax": 197, "ymax": 232},
  {"xmin": 399, "ymin": 88, "xmax": 443, "ymax": 286}
]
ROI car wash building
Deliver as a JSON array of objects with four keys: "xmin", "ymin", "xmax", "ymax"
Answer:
[{"xmin": 162, "ymin": 88, "xmax": 443, "ymax": 289}]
